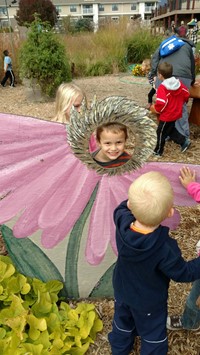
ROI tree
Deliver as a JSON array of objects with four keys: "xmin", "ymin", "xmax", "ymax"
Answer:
[
  {"xmin": 19, "ymin": 18, "xmax": 72, "ymax": 97},
  {"xmin": 74, "ymin": 18, "xmax": 94, "ymax": 33},
  {"xmin": 15, "ymin": 0, "xmax": 58, "ymax": 27}
]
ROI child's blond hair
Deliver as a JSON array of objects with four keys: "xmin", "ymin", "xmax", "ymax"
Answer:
[
  {"xmin": 128, "ymin": 171, "xmax": 174, "ymax": 226},
  {"xmin": 54, "ymin": 83, "xmax": 85, "ymax": 123},
  {"xmin": 141, "ymin": 58, "xmax": 151, "ymax": 74}
]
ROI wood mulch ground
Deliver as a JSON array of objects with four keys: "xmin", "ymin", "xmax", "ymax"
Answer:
[{"xmin": 0, "ymin": 74, "xmax": 200, "ymax": 354}]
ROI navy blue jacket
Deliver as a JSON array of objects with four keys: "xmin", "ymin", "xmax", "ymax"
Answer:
[{"xmin": 113, "ymin": 200, "xmax": 200, "ymax": 313}]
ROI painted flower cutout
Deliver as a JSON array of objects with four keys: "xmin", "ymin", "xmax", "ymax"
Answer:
[{"xmin": 0, "ymin": 98, "xmax": 199, "ymax": 266}]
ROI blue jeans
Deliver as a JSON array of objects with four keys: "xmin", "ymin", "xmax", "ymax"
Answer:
[
  {"xmin": 175, "ymin": 77, "xmax": 191, "ymax": 139},
  {"xmin": 155, "ymin": 77, "xmax": 191, "ymax": 138},
  {"xmin": 108, "ymin": 300, "xmax": 168, "ymax": 355},
  {"xmin": 181, "ymin": 280, "xmax": 200, "ymax": 329}
]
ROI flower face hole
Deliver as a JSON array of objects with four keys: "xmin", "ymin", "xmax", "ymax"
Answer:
[{"xmin": 68, "ymin": 96, "xmax": 157, "ymax": 176}]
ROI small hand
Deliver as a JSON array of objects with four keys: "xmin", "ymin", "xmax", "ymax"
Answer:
[
  {"xmin": 193, "ymin": 81, "xmax": 200, "ymax": 87},
  {"xmin": 179, "ymin": 166, "xmax": 196, "ymax": 188}
]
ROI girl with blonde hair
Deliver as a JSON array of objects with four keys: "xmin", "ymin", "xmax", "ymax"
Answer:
[
  {"xmin": 53, "ymin": 83, "xmax": 86, "ymax": 123},
  {"xmin": 53, "ymin": 82, "xmax": 97, "ymax": 152}
]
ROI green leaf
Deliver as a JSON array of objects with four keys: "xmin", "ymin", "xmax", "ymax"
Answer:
[
  {"xmin": 0, "ymin": 258, "xmax": 15, "ymax": 281},
  {"xmin": 27, "ymin": 314, "xmax": 47, "ymax": 341},
  {"xmin": 19, "ymin": 343, "xmax": 44, "ymax": 354},
  {"xmin": 7, "ymin": 274, "xmax": 30, "ymax": 295},
  {"xmin": 1, "ymin": 225, "xmax": 67, "ymax": 296},
  {"xmin": 65, "ymin": 184, "xmax": 98, "ymax": 298},
  {"xmin": 75, "ymin": 303, "xmax": 95, "ymax": 314},
  {"xmin": 0, "ymin": 328, "xmax": 6, "ymax": 339},
  {"xmin": 0, "ymin": 295, "xmax": 27, "ymax": 320},
  {"xmin": 69, "ymin": 342, "xmax": 90, "ymax": 355},
  {"xmin": 31, "ymin": 292, "xmax": 53, "ymax": 317},
  {"xmin": 5, "ymin": 315, "xmax": 26, "ymax": 341},
  {"xmin": 33, "ymin": 330, "xmax": 51, "ymax": 350},
  {"xmin": 90, "ymin": 318, "xmax": 103, "ymax": 340},
  {"xmin": 78, "ymin": 311, "xmax": 96, "ymax": 339}
]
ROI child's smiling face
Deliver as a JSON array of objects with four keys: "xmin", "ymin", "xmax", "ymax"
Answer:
[{"xmin": 97, "ymin": 129, "xmax": 126, "ymax": 162}]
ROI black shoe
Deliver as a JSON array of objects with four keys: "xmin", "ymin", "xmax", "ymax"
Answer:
[
  {"xmin": 153, "ymin": 151, "xmax": 162, "ymax": 157},
  {"xmin": 167, "ymin": 315, "xmax": 200, "ymax": 331},
  {"xmin": 1, "ymin": 84, "xmax": 5, "ymax": 87}
]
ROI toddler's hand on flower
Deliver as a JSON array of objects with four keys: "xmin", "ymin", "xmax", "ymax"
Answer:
[{"xmin": 179, "ymin": 166, "xmax": 196, "ymax": 189}]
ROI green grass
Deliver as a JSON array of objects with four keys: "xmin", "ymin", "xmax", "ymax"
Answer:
[{"xmin": 0, "ymin": 24, "xmax": 165, "ymax": 80}]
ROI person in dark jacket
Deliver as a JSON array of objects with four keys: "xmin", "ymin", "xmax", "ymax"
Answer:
[
  {"xmin": 151, "ymin": 32, "xmax": 195, "ymax": 140},
  {"xmin": 108, "ymin": 171, "xmax": 200, "ymax": 355}
]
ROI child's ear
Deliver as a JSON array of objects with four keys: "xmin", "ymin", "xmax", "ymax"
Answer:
[{"xmin": 167, "ymin": 207, "xmax": 174, "ymax": 218}]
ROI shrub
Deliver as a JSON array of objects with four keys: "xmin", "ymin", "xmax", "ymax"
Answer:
[
  {"xmin": 0, "ymin": 255, "xmax": 103, "ymax": 354},
  {"xmin": 19, "ymin": 18, "xmax": 72, "ymax": 97},
  {"xmin": 126, "ymin": 30, "xmax": 163, "ymax": 63},
  {"xmin": 74, "ymin": 18, "xmax": 94, "ymax": 33}
]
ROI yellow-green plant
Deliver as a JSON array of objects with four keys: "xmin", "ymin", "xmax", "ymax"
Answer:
[{"xmin": 0, "ymin": 255, "xmax": 103, "ymax": 355}]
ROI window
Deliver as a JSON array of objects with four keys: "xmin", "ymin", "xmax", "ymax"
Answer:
[
  {"xmin": 112, "ymin": 4, "xmax": 119, "ymax": 11},
  {"xmin": 1, "ymin": 19, "xmax": 9, "ymax": 28},
  {"xmin": 145, "ymin": 3, "xmax": 154, "ymax": 12},
  {"xmin": 99, "ymin": 4, "xmax": 104, "ymax": 11},
  {"xmin": 0, "ymin": 7, "xmax": 7, "ymax": 15},
  {"xmin": 70, "ymin": 5, "xmax": 77, "ymax": 12},
  {"xmin": 145, "ymin": 2, "xmax": 154, "ymax": 7},
  {"xmin": 131, "ymin": 4, "xmax": 137, "ymax": 10},
  {"xmin": 83, "ymin": 4, "xmax": 93, "ymax": 14},
  {"xmin": 56, "ymin": 6, "xmax": 61, "ymax": 14}
]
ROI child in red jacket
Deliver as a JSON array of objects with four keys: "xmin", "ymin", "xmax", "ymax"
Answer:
[{"xmin": 150, "ymin": 62, "xmax": 190, "ymax": 156}]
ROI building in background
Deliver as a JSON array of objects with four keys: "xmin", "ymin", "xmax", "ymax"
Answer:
[
  {"xmin": 150, "ymin": 0, "xmax": 200, "ymax": 34},
  {"xmin": 0, "ymin": 0, "xmax": 159, "ymax": 32}
]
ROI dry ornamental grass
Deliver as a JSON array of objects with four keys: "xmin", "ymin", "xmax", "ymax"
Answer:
[{"xmin": 0, "ymin": 75, "xmax": 200, "ymax": 354}]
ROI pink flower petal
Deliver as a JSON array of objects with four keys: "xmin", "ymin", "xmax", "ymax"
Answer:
[
  {"xmin": 86, "ymin": 175, "xmax": 117, "ymax": 265},
  {"xmin": 39, "ymin": 163, "xmax": 100, "ymax": 229},
  {"xmin": 0, "ymin": 153, "xmax": 74, "ymax": 225},
  {"xmin": 0, "ymin": 113, "xmax": 65, "ymax": 142},
  {"xmin": 40, "ymin": 173, "xmax": 99, "ymax": 248},
  {"xmin": 85, "ymin": 174, "xmax": 138, "ymax": 265},
  {"xmin": 133, "ymin": 162, "xmax": 200, "ymax": 206},
  {"xmin": 0, "ymin": 136, "xmax": 65, "ymax": 167},
  {"xmin": 12, "ymin": 155, "xmax": 79, "ymax": 238},
  {"xmin": 0, "ymin": 145, "xmax": 68, "ymax": 195}
]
